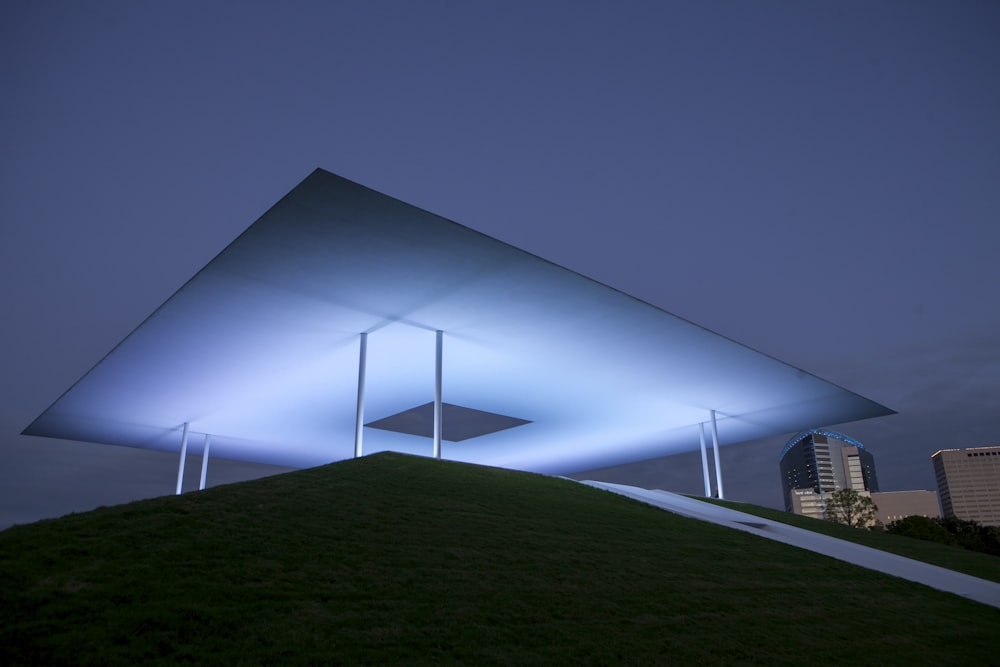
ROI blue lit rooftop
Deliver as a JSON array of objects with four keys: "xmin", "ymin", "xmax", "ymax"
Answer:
[{"xmin": 779, "ymin": 428, "xmax": 869, "ymax": 460}]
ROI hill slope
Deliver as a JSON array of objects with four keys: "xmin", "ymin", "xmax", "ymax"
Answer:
[
  {"xmin": 2, "ymin": 452, "xmax": 998, "ymax": 665},
  {"xmin": 701, "ymin": 496, "xmax": 1000, "ymax": 583}
]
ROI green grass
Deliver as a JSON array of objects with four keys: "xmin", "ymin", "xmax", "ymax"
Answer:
[
  {"xmin": 698, "ymin": 497, "xmax": 1000, "ymax": 584},
  {"xmin": 2, "ymin": 452, "xmax": 998, "ymax": 666}
]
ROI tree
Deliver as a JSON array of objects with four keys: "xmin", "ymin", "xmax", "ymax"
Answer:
[
  {"xmin": 938, "ymin": 517, "xmax": 1000, "ymax": 557},
  {"xmin": 823, "ymin": 488, "xmax": 878, "ymax": 528},
  {"xmin": 886, "ymin": 515, "xmax": 957, "ymax": 546},
  {"xmin": 887, "ymin": 515, "xmax": 1000, "ymax": 557}
]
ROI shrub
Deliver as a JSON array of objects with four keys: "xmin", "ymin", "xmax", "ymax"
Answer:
[{"xmin": 886, "ymin": 515, "xmax": 957, "ymax": 546}]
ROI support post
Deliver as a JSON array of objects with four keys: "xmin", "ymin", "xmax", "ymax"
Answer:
[
  {"xmin": 433, "ymin": 330, "xmax": 443, "ymax": 459},
  {"xmin": 175, "ymin": 422, "xmax": 189, "ymax": 495},
  {"xmin": 199, "ymin": 434, "xmax": 212, "ymax": 491},
  {"xmin": 710, "ymin": 409, "xmax": 724, "ymax": 500},
  {"xmin": 354, "ymin": 332, "xmax": 368, "ymax": 458},
  {"xmin": 699, "ymin": 423, "xmax": 712, "ymax": 498}
]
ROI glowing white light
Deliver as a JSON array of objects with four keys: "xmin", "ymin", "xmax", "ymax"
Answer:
[{"xmin": 24, "ymin": 170, "xmax": 893, "ymax": 475}]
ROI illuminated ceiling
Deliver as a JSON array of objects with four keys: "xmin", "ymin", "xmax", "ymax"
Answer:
[{"xmin": 24, "ymin": 169, "xmax": 893, "ymax": 473}]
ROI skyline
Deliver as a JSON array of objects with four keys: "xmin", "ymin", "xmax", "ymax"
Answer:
[{"xmin": 2, "ymin": 2, "xmax": 998, "ymax": 528}]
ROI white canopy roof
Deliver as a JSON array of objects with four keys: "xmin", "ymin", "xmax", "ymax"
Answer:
[{"xmin": 25, "ymin": 169, "xmax": 892, "ymax": 473}]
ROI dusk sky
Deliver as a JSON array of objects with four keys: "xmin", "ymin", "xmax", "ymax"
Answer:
[{"xmin": 2, "ymin": 2, "xmax": 998, "ymax": 529}]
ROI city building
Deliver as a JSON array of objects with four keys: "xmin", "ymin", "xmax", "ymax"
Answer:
[
  {"xmin": 787, "ymin": 487, "xmax": 833, "ymax": 519},
  {"xmin": 779, "ymin": 429, "xmax": 879, "ymax": 520},
  {"xmin": 23, "ymin": 170, "xmax": 892, "ymax": 495},
  {"xmin": 932, "ymin": 446, "xmax": 1000, "ymax": 526},
  {"xmin": 870, "ymin": 490, "xmax": 940, "ymax": 525}
]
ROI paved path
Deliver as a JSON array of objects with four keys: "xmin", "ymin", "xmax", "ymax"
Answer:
[{"xmin": 579, "ymin": 480, "xmax": 1000, "ymax": 610}]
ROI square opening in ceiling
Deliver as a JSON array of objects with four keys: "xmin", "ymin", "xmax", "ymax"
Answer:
[{"xmin": 366, "ymin": 402, "xmax": 531, "ymax": 442}]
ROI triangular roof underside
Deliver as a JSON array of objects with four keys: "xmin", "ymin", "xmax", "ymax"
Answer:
[{"xmin": 25, "ymin": 169, "xmax": 893, "ymax": 473}]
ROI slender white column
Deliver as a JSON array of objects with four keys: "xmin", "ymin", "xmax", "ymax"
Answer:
[
  {"xmin": 175, "ymin": 422, "xmax": 189, "ymax": 495},
  {"xmin": 354, "ymin": 332, "xmax": 368, "ymax": 458},
  {"xmin": 433, "ymin": 330, "xmax": 443, "ymax": 459},
  {"xmin": 699, "ymin": 423, "xmax": 712, "ymax": 498},
  {"xmin": 710, "ymin": 409, "xmax": 724, "ymax": 500},
  {"xmin": 199, "ymin": 434, "xmax": 212, "ymax": 491}
]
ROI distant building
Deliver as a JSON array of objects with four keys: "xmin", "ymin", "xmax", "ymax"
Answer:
[
  {"xmin": 788, "ymin": 488, "xmax": 938, "ymax": 526},
  {"xmin": 787, "ymin": 487, "xmax": 828, "ymax": 519},
  {"xmin": 779, "ymin": 429, "xmax": 879, "ymax": 520},
  {"xmin": 870, "ymin": 490, "xmax": 940, "ymax": 525},
  {"xmin": 932, "ymin": 446, "xmax": 1000, "ymax": 527}
]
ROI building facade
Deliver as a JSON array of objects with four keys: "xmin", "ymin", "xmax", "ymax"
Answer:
[
  {"xmin": 870, "ymin": 490, "xmax": 940, "ymax": 525},
  {"xmin": 932, "ymin": 446, "xmax": 1000, "ymax": 526},
  {"xmin": 779, "ymin": 429, "xmax": 879, "ymax": 520}
]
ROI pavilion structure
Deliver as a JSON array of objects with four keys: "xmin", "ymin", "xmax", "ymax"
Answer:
[{"xmin": 24, "ymin": 169, "xmax": 893, "ymax": 497}]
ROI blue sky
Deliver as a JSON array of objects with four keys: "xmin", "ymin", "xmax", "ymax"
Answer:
[{"xmin": 2, "ymin": 1, "xmax": 998, "ymax": 527}]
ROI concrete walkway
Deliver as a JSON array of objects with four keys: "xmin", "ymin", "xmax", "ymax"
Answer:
[{"xmin": 580, "ymin": 480, "xmax": 1000, "ymax": 610}]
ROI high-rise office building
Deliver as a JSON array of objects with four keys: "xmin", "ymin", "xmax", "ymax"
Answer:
[
  {"xmin": 932, "ymin": 446, "xmax": 1000, "ymax": 526},
  {"xmin": 779, "ymin": 429, "xmax": 879, "ymax": 520}
]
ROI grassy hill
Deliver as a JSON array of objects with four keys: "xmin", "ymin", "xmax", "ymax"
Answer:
[
  {"xmin": 699, "ymin": 497, "xmax": 1000, "ymax": 584},
  {"xmin": 2, "ymin": 452, "xmax": 998, "ymax": 666}
]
